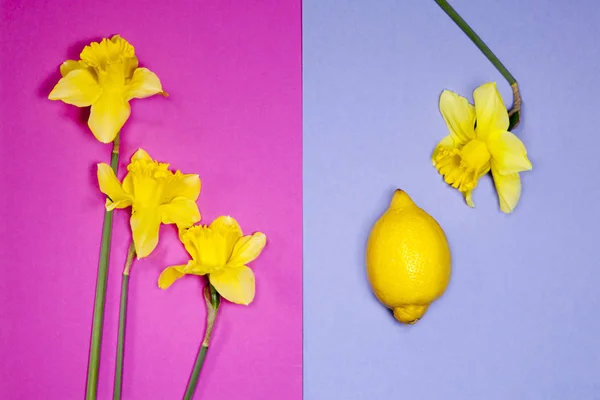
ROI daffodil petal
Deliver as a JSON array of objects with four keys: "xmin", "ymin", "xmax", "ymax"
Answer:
[
  {"xmin": 48, "ymin": 69, "xmax": 101, "ymax": 107},
  {"xmin": 162, "ymin": 172, "xmax": 201, "ymax": 204},
  {"xmin": 159, "ymin": 197, "xmax": 201, "ymax": 229},
  {"xmin": 473, "ymin": 82, "xmax": 509, "ymax": 138},
  {"xmin": 60, "ymin": 60, "xmax": 85, "ymax": 77},
  {"xmin": 97, "ymin": 163, "xmax": 132, "ymax": 210},
  {"xmin": 122, "ymin": 173, "xmax": 134, "ymax": 195},
  {"xmin": 209, "ymin": 266, "xmax": 256, "ymax": 305},
  {"xmin": 182, "ymin": 174, "xmax": 201, "ymax": 200},
  {"xmin": 131, "ymin": 148, "xmax": 152, "ymax": 163},
  {"xmin": 492, "ymin": 165, "xmax": 522, "ymax": 214},
  {"xmin": 464, "ymin": 190, "xmax": 475, "ymax": 208},
  {"xmin": 228, "ymin": 232, "xmax": 266, "ymax": 267},
  {"xmin": 130, "ymin": 209, "xmax": 161, "ymax": 258},
  {"xmin": 209, "ymin": 216, "xmax": 243, "ymax": 258},
  {"xmin": 125, "ymin": 68, "xmax": 164, "ymax": 100},
  {"xmin": 179, "ymin": 173, "xmax": 201, "ymax": 201},
  {"xmin": 439, "ymin": 90, "xmax": 476, "ymax": 143},
  {"xmin": 487, "ymin": 131, "xmax": 532, "ymax": 174},
  {"xmin": 158, "ymin": 265, "xmax": 187, "ymax": 289},
  {"xmin": 88, "ymin": 93, "xmax": 131, "ymax": 143}
]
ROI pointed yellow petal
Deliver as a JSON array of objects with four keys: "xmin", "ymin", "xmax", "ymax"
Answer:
[
  {"xmin": 60, "ymin": 60, "xmax": 85, "ymax": 77},
  {"xmin": 159, "ymin": 197, "xmax": 201, "ymax": 229},
  {"xmin": 177, "ymin": 173, "xmax": 201, "ymax": 201},
  {"xmin": 473, "ymin": 82, "xmax": 509, "ymax": 138},
  {"xmin": 97, "ymin": 163, "xmax": 132, "ymax": 210},
  {"xmin": 492, "ymin": 165, "xmax": 522, "ymax": 214},
  {"xmin": 209, "ymin": 266, "xmax": 256, "ymax": 305},
  {"xmin": 88, "ymin": 93, "xmax": 131, "ymax": 143},
  {"xmin": 487, "ymin": 131, "xmax": 532, "ymax": 174},
  {"xmin": 464, "ymin": 191, "xmax": 475, "ymax": 208},
  {"xmin": 125, "ymin": 68, "xmax": 164, "ymax": 100},
  {"xmin": 122, "ymin": 173, "xmax": 134, "ymax": 194},
  {"xmin": 158, "ymin": 265, "xmax": 187, "ymax": 289},
  {"xmin": 209, "ymin": 216, "xmax": 243, "ymax": 258},
  {"xmin": 130, "ymin": 209, "xmax": 161, "ymax": 258},
  {"xmin": 439, "ymin": 90, "xmax": 476, "ymax": 143},
  {"xmin": 161, "ymin": 172, "xmax": 201, "ymax": 205},
  {"xmin": 181, "ymin": 174, "xmax": 201, "ymax": 200},
  {"xmin": 48, "ymin": 69, "xmax": 101, "ymax": 106},
  {"xmin": 131, "ymin": 148, "xmax": 152, "ymax": 163},
  {"xmin": 228, "ymin": 232, "xmax": 266, "ymax": 267}
]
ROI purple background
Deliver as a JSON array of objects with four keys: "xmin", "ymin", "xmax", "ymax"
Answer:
[
  {"xmin": 303, "ymin": 0, "xmax": 600, "ymax": 399},
  {"xmin": 0, "ymin": 0, "xmax": 301, "ymax": 399}
]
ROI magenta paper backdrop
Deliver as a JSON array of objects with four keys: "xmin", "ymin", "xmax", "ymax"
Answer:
[{"xmin": 0, "ymin": 0, "xmax": 302, "ymax": 399}]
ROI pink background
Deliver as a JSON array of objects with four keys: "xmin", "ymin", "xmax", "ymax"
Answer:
[{"xmin": 0, "ymin": 0, "xmax": 302, "ymax": 399}]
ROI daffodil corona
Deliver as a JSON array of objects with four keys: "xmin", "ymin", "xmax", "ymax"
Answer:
[
  {"xmin": 97, "ymin": 149, "xmax": 201, "ymax": 258},
  {"xmin": 159, "ymin": 216, "xmax": 266, "ymax": 305},
  {"xmin": 49, "ymin": 35, "xmax": 165, "ymax": 143},
  {"xmin": 432, "ymin": 82, "xmax": 532, "ymax": 213}
]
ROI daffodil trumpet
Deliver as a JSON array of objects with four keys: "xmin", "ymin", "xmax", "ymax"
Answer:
[
  {"xmin": 158, "ymin": 216, "xmax": 267, "ymax": 398},
  {"xmin": 97, "ymin": 149, "xmax": 201, "ymax": 399},
  {"xmin": 434, "ymin": 0, "xmax": 521, "ymax": 130}
]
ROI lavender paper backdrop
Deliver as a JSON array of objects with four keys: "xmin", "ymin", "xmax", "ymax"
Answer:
[{"xmin": 303, "ymin": 0, "xmax": 600, "ymax": 398}]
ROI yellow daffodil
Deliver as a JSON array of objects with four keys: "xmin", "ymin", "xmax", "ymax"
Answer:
[
  {"xmin": 432, "ymin": 82, "xmax": 532, "ymax": 213},
  {"xmin": 97, "ymin": 149, "xmax": 201, "ymax": 258},
  {"xmin": 158, "ymin": 216, "xmax": 266, "ymax": 305},
  {"xmin": 49, "ymin": 35, "xmax": 165, "ymax": 143}
]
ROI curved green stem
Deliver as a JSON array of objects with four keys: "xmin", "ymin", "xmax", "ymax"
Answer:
[
  {"xmin": 183, "ymin": 284, "xmax": 221, "ymax": 400},
  {"xmin": 86, "ymin": 135, "xmax": 120, "ymax": 400},
  {"xmin": 113, "ymin": 242, "xmax": 136, "ymax": 400},
  {"xmin": 434, "ymin": 0, "xmax": 522, "ymax": 129}
]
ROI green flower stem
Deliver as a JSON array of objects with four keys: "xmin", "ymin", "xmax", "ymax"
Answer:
[
  {"xmin": 86, "ymin": 135, "xmax": 121, "ymax": 400},
  {"xmin": 184, "ymin": 284, "xmax": 221, "ymax": 400},
  {"xmin": 434, "ymin": 0, "xmax": 522, "ymax": 129},
  {"xmin": 113, "ymin": 242, "xmax": 136, "ymax": 400}
]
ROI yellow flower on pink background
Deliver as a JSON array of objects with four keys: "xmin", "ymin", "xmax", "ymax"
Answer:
[
  {"xmin": 159, "ymin": 216, "xmax": 266, "ymax": 305},
  {"xmin": 432, "ymin": 82, "xmax": 532, "ymax": 213},
  {"xmin": 97, "ymin": 149, "xmax": 201, "ymax": 258},
  {"xmin": 49, "ymin": 35, "xmax": 165, "ymax": 143}
]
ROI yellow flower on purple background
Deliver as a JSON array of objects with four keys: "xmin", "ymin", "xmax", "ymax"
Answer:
[
  {"xmin": 97, "ymin": 149, "xmax": 201, "ymax": 258},
  {"xmin": 159, "ymin": 216, "xmax": 266, "ymax": 305},
  {"xmin": 432, "ymin": 82, "xmax": 532, "ymax": 213},
  {"xmin": 49, "ymin": 35, "xmax": 165, "ymax": 143}
]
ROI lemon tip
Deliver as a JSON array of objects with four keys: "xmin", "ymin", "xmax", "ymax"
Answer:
[{"xmin": 392, "ymin": 304, "xmax": 429, "ymax": 325}]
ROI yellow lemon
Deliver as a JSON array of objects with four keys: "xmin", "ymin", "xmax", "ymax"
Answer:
[{"xmin": 366, "ymin": 190, "xmax": 451, "ymax": 324}]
